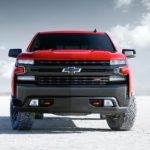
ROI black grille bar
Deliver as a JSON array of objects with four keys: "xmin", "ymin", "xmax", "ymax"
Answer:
[
  {"xmin": 36, "ymin": 76, "xmax": 109, "ymax": 86},
  {"xmin": 35, "ymin": 60, "xmax": 110, "ymax": 66},
  {"xmin": 31, "ymin": 68, "xmax": 114, "ymax": 73}
]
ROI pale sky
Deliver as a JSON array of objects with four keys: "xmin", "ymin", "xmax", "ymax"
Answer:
[{"xmin": 0, "ymin": 0, "xmax": 150, "ymax": 94}]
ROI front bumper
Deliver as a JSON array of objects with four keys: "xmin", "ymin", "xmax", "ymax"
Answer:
[{"xmin": 14, "ymin": 84, "xmax": 129, "ymax": 114}]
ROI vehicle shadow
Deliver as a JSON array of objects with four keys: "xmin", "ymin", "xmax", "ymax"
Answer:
[{"xmin": 0, "ymin": 116, "xmax": 112, "ymax": 134}]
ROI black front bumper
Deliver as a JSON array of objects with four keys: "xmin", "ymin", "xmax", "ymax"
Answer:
[{"xmin": 14, "ymin": 84, "xmax": 129, "ymax": 114}]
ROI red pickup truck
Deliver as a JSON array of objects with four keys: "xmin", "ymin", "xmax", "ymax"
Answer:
[{"xmin": 8, "ymin": 30, "xmax": 136, "ymax": 130}]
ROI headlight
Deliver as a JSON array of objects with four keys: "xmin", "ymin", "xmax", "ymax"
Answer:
[
  {"xmin": 109, "ymin": 76, "xmax": 126, "ymax": 82},
  {"xmin": 110, "ymin": 60, "xmax": 126, "ymax": 65},
  {"xmin": 17, "ymin": 76, "xmax": 35, "ymax": 81},
  {"xmin": 17, "ymin": 59, "xmax": 34, "ymax": 65}
]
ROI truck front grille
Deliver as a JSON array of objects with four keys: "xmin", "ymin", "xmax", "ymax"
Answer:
[
  {"xmin": 36, "ymin": 76, "xmax": 109, "ymax": 86},
  {"xmin": 35, "ymin": 60, "xmax": 110, "ymax": 66}
]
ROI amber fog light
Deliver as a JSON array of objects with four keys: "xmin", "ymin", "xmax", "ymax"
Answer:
[
  {"xmin": 41, "ymin": 99, "xmax": 54, "ymax": 107},
  {"xmin": 15, "ymin": 66, "xmax": 25, "ymax": 74},
  {"xmin": 90, "ymin": 99, "xmax": 103, "ymax": 107}
]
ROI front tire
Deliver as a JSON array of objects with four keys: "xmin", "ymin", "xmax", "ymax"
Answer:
[
  {"xmin": 10, "ymin": 100, "xmax": 34, "ymax": 130},
  {"xmin": 106, "ymin": 97, "xmax": 136, "ymax": 131}
]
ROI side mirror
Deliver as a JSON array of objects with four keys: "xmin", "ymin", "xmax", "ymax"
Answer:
[
  {"xmin": 122, "ymin": 49, "xmax": 136, "ymax": 58},
  {"xmin": 8, "ymin": 49, "xmax": 22, "ymax": 58}
]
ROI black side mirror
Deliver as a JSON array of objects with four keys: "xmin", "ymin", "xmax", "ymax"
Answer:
[
  {"xmin": 122, "ymin": 49, "xmax": 136, "ymax": 58},
  {"xmin": 8, "ymin": 49, "xmax": 22, "ymax": 58}
]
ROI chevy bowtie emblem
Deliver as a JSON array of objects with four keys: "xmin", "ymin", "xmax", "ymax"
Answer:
[{"xmin": 62, "ymin": 67, "xmax": 82, "ymax": 74}]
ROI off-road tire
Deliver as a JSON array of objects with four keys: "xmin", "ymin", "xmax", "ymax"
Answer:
[
  {"xmin": 106, "ymin": 97, "xmax": 136, "ymax": 131},
  {"xmin": 10, "ymin": 100, "xmax": 34, "ymax": 130},
  {"xmin": 35, "ymin": 113, "xmax": 44, "ymax": 119}
]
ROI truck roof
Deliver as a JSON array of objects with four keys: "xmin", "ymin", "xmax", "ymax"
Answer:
[{"xmin": 38, "ymin": 30, "xmax": 106, "ymax": 35}]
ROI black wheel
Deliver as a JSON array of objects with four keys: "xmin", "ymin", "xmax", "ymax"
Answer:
[
  {"xmin": 106, "ymin": 97, "xmax": 136, "ymax": 131},
  {"xmin": 35, "ymin": 113, "xmax": 44, "ymax": 119},
  {"xmin": 10, "ymin": 100, "xmax": 34, "ymax": 130}
]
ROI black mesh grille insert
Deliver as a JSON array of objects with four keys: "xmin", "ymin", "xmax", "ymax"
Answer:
[
  {"xmin": 35, "ymin": 60, "xmax": 110, "ymax": 66},
  {"xmin": 36, "ymin": 76, "xmax": 109, "ymax": 86}
]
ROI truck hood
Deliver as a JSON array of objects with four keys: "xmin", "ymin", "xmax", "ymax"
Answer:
[{"xmin": 18, "ymin": 49, "xmax": 126, "ymax": 60}]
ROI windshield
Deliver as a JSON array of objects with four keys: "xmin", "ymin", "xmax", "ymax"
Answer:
[{"xmin": 30, "ymin": 33, "xmax": 115, "ymax": 52}]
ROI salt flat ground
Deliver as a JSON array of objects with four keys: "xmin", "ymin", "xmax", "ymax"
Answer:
[{"xmin": 0, "ymin": 96, "xmax": 150, "ymax": 150}]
